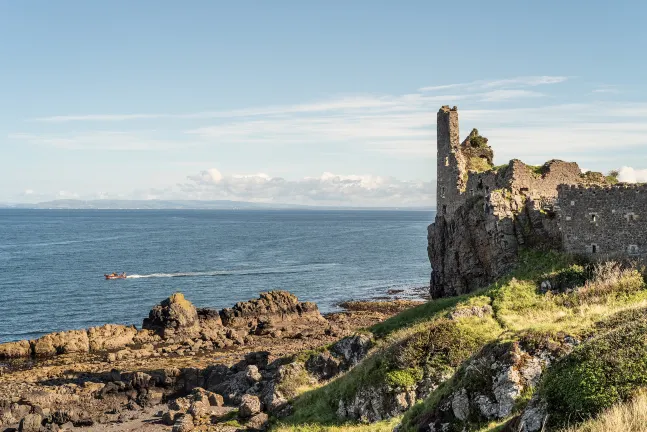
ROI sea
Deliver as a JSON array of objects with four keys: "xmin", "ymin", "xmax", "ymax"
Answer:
[{"xmin": 0, "ymin": 209, "xmax": 433, "ymax": 344}]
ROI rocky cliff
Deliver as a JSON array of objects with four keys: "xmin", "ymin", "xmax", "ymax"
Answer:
[{"xmin": 429, "ymin": 106, "xmax": 611, "ymax": 298}]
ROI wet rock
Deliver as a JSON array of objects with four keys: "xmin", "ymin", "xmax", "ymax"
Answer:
[
  {"xmin": 18, "ymin": 413, "xmax": 42, "ymax": 432},
  {"xmin": 238, "ymin": 394, "xmax": 261, "ymax": 419},
  {"xmin": 87, "ymin": 324, "xmax": 137, "ymax": 351},
  {"xmin": 32, "ymin": 330, "xmax": 89, "ymax": 356},
  {"xmin": 0, "ymin": 340, "xmax": 32, "ymax": 359},
  {"xmin": 143, "ymin": 293, "xmax": 201, "ymax": 340}
]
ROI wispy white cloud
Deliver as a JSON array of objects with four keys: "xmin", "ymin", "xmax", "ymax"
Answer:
[{"xmin": 419, "ymin": 75, "xmax": 568, "ymax": 92}]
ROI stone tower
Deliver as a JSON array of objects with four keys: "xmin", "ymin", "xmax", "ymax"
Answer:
[{"xmin": 436, "ymin": 106, "xmax": 465, "ymax": 218}]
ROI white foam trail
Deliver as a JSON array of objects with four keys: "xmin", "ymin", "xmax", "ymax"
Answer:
[{"xmin": 125, "ymin": 264, "xmax": 337, "ymax": 279}]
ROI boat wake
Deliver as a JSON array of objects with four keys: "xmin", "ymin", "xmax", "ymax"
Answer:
[{"xmin": 125, "ymin": 263, "xmax": 336, "ymax": 279}]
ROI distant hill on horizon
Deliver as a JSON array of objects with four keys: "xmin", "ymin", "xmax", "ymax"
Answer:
[{"xmin": 0, "ymin": 199, "xmax": 434, "ymax": 211}]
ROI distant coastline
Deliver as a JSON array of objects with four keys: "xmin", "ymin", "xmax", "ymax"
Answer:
[{"xmin": 0, "ymin": 199, "xmax": 435, "ymax": 211}]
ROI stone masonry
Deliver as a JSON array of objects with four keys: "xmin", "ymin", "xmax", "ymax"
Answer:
[{"xmin": 428, "ymin": 106, "xmax": 644, "ymax": 298}]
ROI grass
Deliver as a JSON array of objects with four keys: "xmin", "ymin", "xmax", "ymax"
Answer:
[
  {"xmin": 369, "ymin": 295, "xmax": 466, "ymax": 338},
  {"xmin": 467, "ymin": 155, "xmax": 493, "ymax": 173},
  {"xmin": 273, "ymin": 418, "xmax": 401, "ymax": 432},
  {"xmin": 540, "ymin": 307, "xmax": 647, "ymax": 428},
  {"xmin": 561, "ymin": 390, "xmax": 647, "ymax": 432},
  {"xmin": 274, "ymin": 249, "xmax": 647, "ymax": 432}
]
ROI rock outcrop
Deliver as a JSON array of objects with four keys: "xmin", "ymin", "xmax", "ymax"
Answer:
[
  {"xmin": 429, "ymin": 106, "xmax": 610, "ymax": 298},
  {"xmin": 32, "ymin": 330, "xmax": 90, "ymax": 356},
  {"xmin": 0, "ymin": 340, "xmax": 31, "ymax": 359},
  {"xmin": 0, "ymin": 290, "xmax": 327, "ymax": 362},
  {"xmin": 220, "ymin": 291, "xmax": 325, "ymax": 335},
  {"xmin": 407, "ymin": 333, "xmax": 576, "ymax": 431},
  {"xmin": 143, "ymin": 292, "xmax": 201, "ymax": 339},
  {"xmin": 87, "ymin": 324, "xmax": 138, "ymax": 351}
]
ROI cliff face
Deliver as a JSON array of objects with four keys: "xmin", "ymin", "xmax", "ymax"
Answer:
[
  {"xmin": 428, "ymin": 107, "xmax": 609, "ymax": 298},
  {"xmin": 428, "ymin": 184, "xmax": 562, "ymax": 297}
]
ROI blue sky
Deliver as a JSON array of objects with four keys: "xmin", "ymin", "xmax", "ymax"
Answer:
[{"xmin": 2, "ymin": 1, "xmax": 646, "ymax": 205}]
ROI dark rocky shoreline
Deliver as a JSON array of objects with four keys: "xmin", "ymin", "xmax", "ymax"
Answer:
[{"xmin": 0, "ymin": 291, "xmax": 421, "ymax": 432}]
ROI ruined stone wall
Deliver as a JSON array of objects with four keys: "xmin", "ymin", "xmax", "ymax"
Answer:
[
  {"xmin": 436, "ymin": 106, "xmax": 467, "ymax": 218},
  {"xmin": 429, "ymin": 106, "xmax": 606, "ymax": 298},
  {"xmin": 557, "ymin": 184, "xmax": 647, "ymax": 258}
]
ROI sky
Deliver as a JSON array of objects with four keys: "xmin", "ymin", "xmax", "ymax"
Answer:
[{"xmin": 1, "ymin": 1, "xmax": 647, "ymax": 206}]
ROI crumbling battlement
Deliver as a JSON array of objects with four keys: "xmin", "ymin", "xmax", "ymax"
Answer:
[{"xmin": 428, "ymin": 106, "xmax": 640, "ymax": 298}]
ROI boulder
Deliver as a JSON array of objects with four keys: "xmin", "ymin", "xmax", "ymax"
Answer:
[
  {"xmin": 162, "ymin": 410, "xmax": 180, "ymax": 426},
  {"xmin": 0, "ymin": 340, "xmax": 31, "ymax": 359},
  {"xmin": 18, "ymin": 413, "xmax": 42, "ymax": 432},
  {"xmin": 246, "ymin": 412, "xmax": 269, "ymax": 431},
  {"xmin": 87, "ymin": 324, "xmax": 137, "ymax": 351},
  {"xmin": 220, "ymin": 291, "xmax": 324, "ymax": 332},
  {"xmin": 305, "ymin": 351, "xmax": 341, "ymax": 380},
  {"xmin": 143, "ymin": 293, "xmax": 201, "ymax": 339},
  {"xmin": 330, "ymin": 334, "xmax": 372, "ymax": 367},
  {"xmin": 32, "ymin": 330, "xmax": 89, "ymax": 356},
  {"xmin": 172, "ymin": 414, "xmax": 194, "ymax": 432},
  {"xmin": 238, "ymin": 394, "xmax": 262, "ymax": 419}
]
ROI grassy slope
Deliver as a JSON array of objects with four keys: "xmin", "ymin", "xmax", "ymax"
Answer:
[{"xmin": 274, "ymin": 250, "xmax": 647, "ymax": 432}]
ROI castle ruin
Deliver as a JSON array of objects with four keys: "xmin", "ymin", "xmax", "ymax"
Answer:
[{"xmin": 428, "ymin": 106, "xmax": 646, "ymax": 298}]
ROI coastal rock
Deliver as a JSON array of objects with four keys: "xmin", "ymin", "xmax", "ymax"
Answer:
[
  {"xmin": 172, "ymin": 414, "xmax": 194, "ymax": 432},
  {"xmin": 305, "ymin": 351, "xmax": 341, "ymax": 380},
  {"xmin": 0, "ymin": 340, "xmax": 31, "ymax": 359},
  {"xmin": 33, "ymin": 330, "xmax": 89, "ymax": 356},
  {"xmin": 414, "ymin": 335, "xmax": 575, "ymax": 431},
  {"xmin": 330, "ymin": 334, "xmax": 373, "ymax": 367},
  {"xmin": 87, "ymin": 324, "xmax": 137, "ymax": 351},
  {"xmin": 246, "ymin": 412, "xmax": 269, "ymax": 431},
  {"xmin": 219, "ymin": 291, "xmax": 324, "ymax": 334},
  {"xmin": 18, "ymin": 413, "xmax": 42, "ymax": 432},
  {"xmin": 143, "ymin": 293, "xmax": 201, "ymax": 340},
  {"xmin": 337, "ymin": 385, "xmax": 416, "ymax": 422},
  {"xmin": 238, "ymin": 394, "xmax": 262, "ymax": 419}
]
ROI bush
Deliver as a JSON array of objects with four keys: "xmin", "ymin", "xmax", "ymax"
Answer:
[{"xmin": 540, "ymin": 307, "xmax": 647, "ymax": 427}]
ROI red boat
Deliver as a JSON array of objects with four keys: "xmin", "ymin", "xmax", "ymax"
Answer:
[{"xmin": 105, "ymin": 272, "xmax": 127, "ymax": 280}]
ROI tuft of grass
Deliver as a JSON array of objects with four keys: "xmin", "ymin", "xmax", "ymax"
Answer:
[
  {"xmin": 467, "ymin": 156, "xmax": 493, "ymax": 173},
  {"xmin": 369, "ymin": 295, "xmax": 466, "ymax": 338},
  {"xmin": 561, "ymin": 390, "xmax": 647, "ymax": 432},
  {"xmin": 272, "ymin": 417, "xmax": 401, "ymax": 432}
]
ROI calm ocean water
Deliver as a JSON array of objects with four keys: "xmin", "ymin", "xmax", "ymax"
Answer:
[{"xmin": 0, "ymin": 209, "xmax": 432, "ymax": 343}]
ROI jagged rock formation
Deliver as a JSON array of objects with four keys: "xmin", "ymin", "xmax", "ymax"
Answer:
[
  {"xmin": 0, "ymin": 290, "xmax": 325, "ymax": 360},
  {"xmin": 429, "ymin": 106, "xmax": 613, "ymax": 298},
  {"xmin": 220, "ymin": 290, "xmax": 325, "ymax": 335},
  {"xmin": 406, "ymin": 333, "xmax": 576, "ymax": 431},
  {"xmin": 143, "ymin": 292, "xmax": 202, "ymax": 339}
]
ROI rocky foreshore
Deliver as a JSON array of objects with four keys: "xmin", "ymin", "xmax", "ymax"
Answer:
[{"xmin": 0, "ymin": 291, "xmax": 420, "ymax": 431}]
